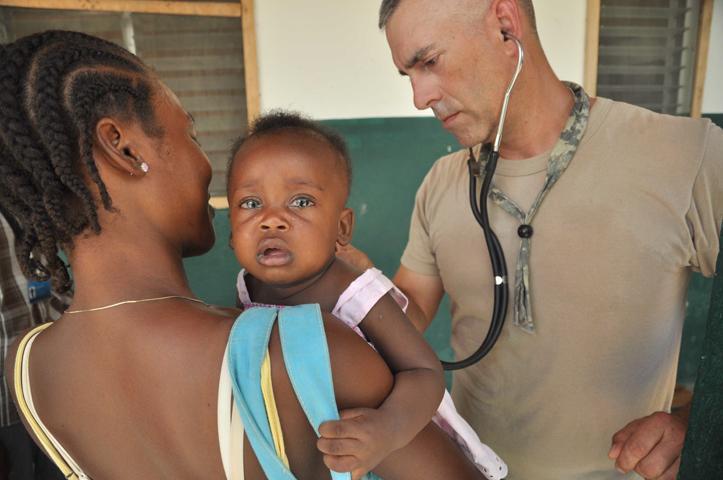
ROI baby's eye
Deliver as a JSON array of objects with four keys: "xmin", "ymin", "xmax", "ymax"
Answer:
[
  {"xmin": 239, "ymin": 198, "xmax": 262, "ymax": 209},
  {"xmin": 290, "ymin": 197, "xmax": 315, "ymax": 208}
]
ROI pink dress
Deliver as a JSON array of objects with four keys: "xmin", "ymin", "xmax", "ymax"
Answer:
[{"xmin": 237, "ymin": 268, "xmax": 508, "ymax": 480}]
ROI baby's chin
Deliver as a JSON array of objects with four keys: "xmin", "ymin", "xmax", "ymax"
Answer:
[
  {"xmin": 246, "ymin": 264, "xmax": 308, "ymax": 289},
  {"xmin": 247, "ymin": 259, "xmax": 333, "ymax": 290}
]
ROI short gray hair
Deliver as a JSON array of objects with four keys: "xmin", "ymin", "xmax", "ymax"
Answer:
[
  {"xmin": 378, "ymin": 0, "xmax": 537, "ymax": 32},
  {"xmin": 378, "ymin": 0, "xmax": 401, "ymax": 29}
]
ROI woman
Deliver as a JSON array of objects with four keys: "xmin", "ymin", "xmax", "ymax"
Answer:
[{"xmin": 0, "ymin": 31, "xmax": 485, "ymax": 479}]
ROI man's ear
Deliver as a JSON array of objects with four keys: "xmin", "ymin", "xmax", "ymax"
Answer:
[
  {"xmin": 337, "ymin": 207, "xmax": 355, "ymax": 246},
  {"xmin": 94, "ymin": 118, "xmax": 148, "ymax": 176},
  {"xmin": 490, "ymin": 0, "xmax": 524, "ymax": 43}
]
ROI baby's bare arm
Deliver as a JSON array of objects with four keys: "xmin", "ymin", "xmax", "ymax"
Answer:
[
  {"xmin": 358, "ymin": 293, "xmax": 445, "ymax": 438},
  {"xmin": 319, "ymin": 294, "xmax": 446, "ymax": 477},
  {"xmin": 318, "ymin": 314, "xmax": 479, "ymax": 480}
]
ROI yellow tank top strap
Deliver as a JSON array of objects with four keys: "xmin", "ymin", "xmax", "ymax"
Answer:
[
  {"xmin": 260, "ymin": 348, "xmax": 289, "ymax": 468},
  {"xmin": 13, "ymin": 322, "xmax": 80, "ymax": 480}
]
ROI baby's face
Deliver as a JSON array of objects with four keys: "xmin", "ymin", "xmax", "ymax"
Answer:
[{"xmin": 227, "ymin": 132, "xmax": 352, "ymax": 286}]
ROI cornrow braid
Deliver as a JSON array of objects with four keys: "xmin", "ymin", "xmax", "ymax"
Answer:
[
  {"xmin": 68, "ymin": 71, "xmax": 155, "ymax": 212},
  {"xmin": 28, "ymin": 41, "xmax": 146, "ymax": 233},
  {"xmin": 0, "ymin": 31, "xmax": 162, "ymax": 292},
  {"xmin": 0, "ymin": 54, "xmax": 62, "ymax": 283},
  {"xmin": 0, "ymin": 40, "xmax": 76, "ymax": 241}
]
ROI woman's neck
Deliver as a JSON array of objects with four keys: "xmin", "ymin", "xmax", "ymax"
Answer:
[{"xmin": 67, "ymin": 230, "xmax": 195, "ymax": 311}]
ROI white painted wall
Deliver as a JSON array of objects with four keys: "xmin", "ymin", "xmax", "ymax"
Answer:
[
  {"xmin": 255, "ymin": 1, "xmax": 721, "ymax": 120},
  {"xmin": 255, "ymin": 1, "xmax": 417, "ymax": 119},
  {"xmin": 702, "ymin": 0, "xmax": 723, "ymax": 113}
]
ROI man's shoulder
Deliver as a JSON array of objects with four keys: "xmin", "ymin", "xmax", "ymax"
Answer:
[
  {"xmin": 420, "ymin": 147, "xmax": 471, "ymax": 189},
  {"xmin": 433, "ymin": 147, "xmax": 470, "ymax": 169},
  {"xmin": 595, "ymin": 97, "xmax": 712, "ymax": 142}
]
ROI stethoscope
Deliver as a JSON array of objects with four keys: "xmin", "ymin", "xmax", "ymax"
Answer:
[{"xmin": 442, "ymin": 32, "xmax": 524, "ymax": 371}]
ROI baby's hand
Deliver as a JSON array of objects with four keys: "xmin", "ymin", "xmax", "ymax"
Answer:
[{"xmin": 318, "ymin": 407, "xmax": 399, "ymax": 480}]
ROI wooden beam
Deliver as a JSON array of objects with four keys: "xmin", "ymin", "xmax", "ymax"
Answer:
[
  {"xmin": 0, "ymin": 0, "xmax": 241, "ymax": 17},
  {"xmin": 241, "ymin": 0, "xmax": 260, "ymax": 124},
  {"xmin": 583, "ymin": 0, "xmax": 600, "ymax": 97},
  {"xmin": 690, "ymin": 0, "xmax": 713, "ymax": 118}
]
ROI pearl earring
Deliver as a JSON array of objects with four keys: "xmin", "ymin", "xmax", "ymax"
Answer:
[{"xmin": 140, "ymin": 162, "xmax": 150, "ymax": 173}]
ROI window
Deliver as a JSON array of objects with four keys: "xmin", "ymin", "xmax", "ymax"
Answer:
[
  {"xmin": 584, "ymin": 0, "xmax": 713, "ymax": 116},
  {"xmin": 0, "ymin": 0, "xmax": 258, "ymax": 200}
]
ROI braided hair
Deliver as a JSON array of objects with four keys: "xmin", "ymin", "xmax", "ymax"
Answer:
[{"xmin": 0, "ymin": 31, "xmax": 163, "ymax": 292}]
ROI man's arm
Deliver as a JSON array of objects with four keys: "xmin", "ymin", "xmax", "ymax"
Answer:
[{"xmin": 392, "ymin": 265, "xmax": 444, "ymax": 333}]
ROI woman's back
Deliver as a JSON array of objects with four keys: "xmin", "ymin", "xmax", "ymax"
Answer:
[
  {"xmin": 11, "ymin": 303, "xmax": 484, "ymax": 479},
  {"xmin": 11, "ymin": 302, "xmax": 234, "ymax": 479}
]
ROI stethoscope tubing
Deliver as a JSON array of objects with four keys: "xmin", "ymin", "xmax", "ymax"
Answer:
[
  {"xmin": 441, "ymin": 33, "xmax": 523, "ymax": 371},
  {"xmin": 441, "ymin": 152, "xmax": 508, "ymax": 370}
]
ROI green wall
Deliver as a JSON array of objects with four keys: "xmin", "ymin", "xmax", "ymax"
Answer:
[
  {"xmin": 679, "ymin": 230, "xmax": 723, "ymax": 478},
  {"xmin": 678, "ymin": 113, "xmax": 723, "ymax": 386},
  {"xmin": 185, "ymin": 114, "xmax": 723, "ymax": 387}
]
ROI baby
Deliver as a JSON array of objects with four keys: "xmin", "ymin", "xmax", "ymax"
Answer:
[{"xmin": 226, "ymin": 111, "xmax": 507, "ymax": 480}]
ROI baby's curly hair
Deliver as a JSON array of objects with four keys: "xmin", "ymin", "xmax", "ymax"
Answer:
[
  {"xmin": 0, "ymin": 31, "xmax": 164, "ymax": 292},
  {"xmin": 228, "ymin": 110, "xmax": 352, "ymax": 197}
]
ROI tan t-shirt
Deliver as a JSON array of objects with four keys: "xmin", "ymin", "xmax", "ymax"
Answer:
[{"xmin": 401, "ymin": 97, "xmax": 723, "ymax": 480}]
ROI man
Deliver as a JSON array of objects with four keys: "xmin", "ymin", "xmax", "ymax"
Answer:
[
  {"xmin": 340, "ymin": 0, "xmax": 723, "ymax": 478},
  {"xmin": 0, "ymin": 210, "xmax": 68, "ymax": 480}
]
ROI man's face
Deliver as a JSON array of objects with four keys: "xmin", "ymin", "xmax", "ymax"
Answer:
[{"xmin": 385, "ymin": 0, "xmax": 511, "ymax": 147}]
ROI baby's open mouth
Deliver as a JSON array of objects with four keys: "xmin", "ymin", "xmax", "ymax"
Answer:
[{"xmin": 256, "ymin": 246, "xmax": 293, "ymax": 267}]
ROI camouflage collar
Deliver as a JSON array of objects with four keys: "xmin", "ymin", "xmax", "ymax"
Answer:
[{"xmin": 479, "ymin": 82, "xmax": 590, "ymax": 333}]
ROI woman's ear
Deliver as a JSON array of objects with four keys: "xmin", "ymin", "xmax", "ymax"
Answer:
[
  {"xmin": 337, "ymin": 207, "xmax": 355, "ymax": 246},
  {"xmin": 94, "ymin": 118, "xmax": 149, "ymax": 177}
]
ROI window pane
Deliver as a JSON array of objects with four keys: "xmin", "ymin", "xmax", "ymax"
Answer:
[
  {"xmin": 596, "ymin": 0, "xmax": 701, "ymax": 115},
  {"xmin": 0, "ymin": 7, "xmax": 247, "ymax": 196}
]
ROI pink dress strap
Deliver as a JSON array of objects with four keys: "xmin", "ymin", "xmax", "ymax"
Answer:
[{"xmin": 332, "ymin": 267, "xmax": 408, "ymax": 329}]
